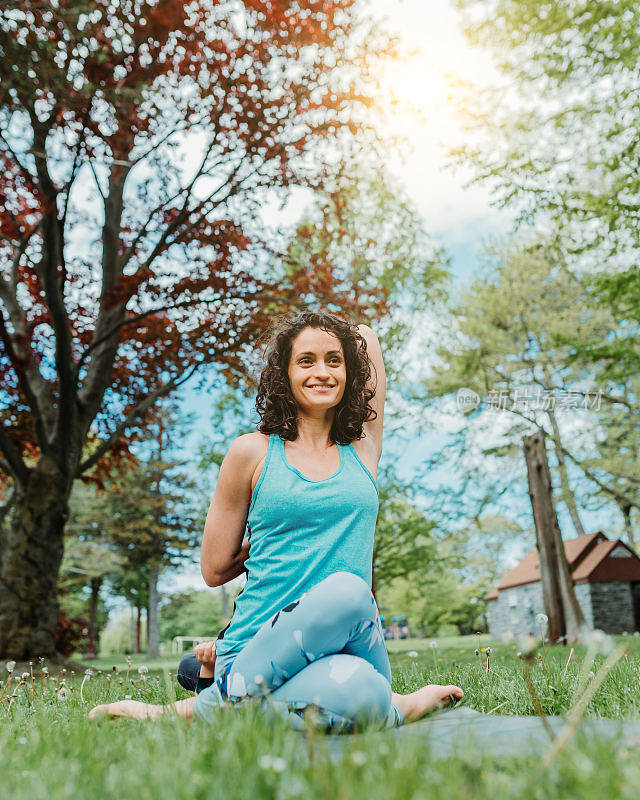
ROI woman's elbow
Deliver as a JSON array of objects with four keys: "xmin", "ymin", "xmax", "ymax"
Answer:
[{"xmin": 201, "ymin": 562, "xmax": 224, "ymax": 587}]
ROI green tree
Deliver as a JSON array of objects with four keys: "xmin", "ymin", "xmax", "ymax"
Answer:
[
  {"xmin": 454, "ymin": 0, "xmax": 640, "ymax": 378},
  {"xmin": 424, "ymin": 235, "xmax": 640, "ymax": 542},
  {"xmin": 159, "ymin": 589, "xmax": 230, "ymax": 645},
  {"xmin": 372, "ymin": 466, "xmax": 443, "ymax": 597},
  {"xmin": 104, "ymin": 455, "xmax": 200, "ymax": 657}
]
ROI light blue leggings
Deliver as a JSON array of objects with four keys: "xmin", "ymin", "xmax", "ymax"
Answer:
[{"xmin": 193, "ymin": 571, "xmax": 403, "ymax": 732}]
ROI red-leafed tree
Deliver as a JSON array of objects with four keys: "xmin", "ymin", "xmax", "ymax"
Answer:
[{"xmin": 0, "ymin": 0, "xmax": 393, "ymax": 659}]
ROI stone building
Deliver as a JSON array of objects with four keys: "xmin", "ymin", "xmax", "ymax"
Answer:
[{"xmin": 487, "ymin": 532, "xmax": 640, "ymax": 640}]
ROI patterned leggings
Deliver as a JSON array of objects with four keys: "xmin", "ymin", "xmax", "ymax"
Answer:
[{"xmin": 178, "ymin": 571, "xmax": 403, "ymax": 733}]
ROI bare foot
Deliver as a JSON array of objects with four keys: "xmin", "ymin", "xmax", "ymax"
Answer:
[
  {"xmin": 89, "ymin": 700, "xmax": 163, "ymax": 721},
  {"xmin": 392, "ymin": 684, "xmax": 464, "ymax": 724}
]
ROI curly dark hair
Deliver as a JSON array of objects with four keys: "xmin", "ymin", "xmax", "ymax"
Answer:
[{"xmin": 255, "ymin": 310, "xmax": 377, "ymax": 444}]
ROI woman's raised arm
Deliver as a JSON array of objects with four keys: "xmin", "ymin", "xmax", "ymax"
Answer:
[{"xmin": 357, "ymin": 324, "xmax": 386, "ymax": 461}]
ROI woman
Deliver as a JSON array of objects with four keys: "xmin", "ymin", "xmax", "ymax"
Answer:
[{"xmin": 90, "ymin": 311, "xmax": 463, "ymax": 729}]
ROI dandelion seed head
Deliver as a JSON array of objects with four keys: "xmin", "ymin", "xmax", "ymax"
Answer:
[
  {"xmin": 57, "ymin": 686, "xmax": 70, "ymax": 702},
  {"xmin": 429, "ymin": 641, "xmax": 438, "ymax": 649},
  {"xmin": 17, "ymin": 736, "xmax": 27, "ymax": 745},
  {"xmin": 84, "ymin": 669, "xmax": 94, "ymax": 677},
  {"xmin": 6, "ymin": 661, "xmax": 16, "ymax": 674},
  {"xmin": 21, "ymin": 672, "xmax": 30, "ymax": 681},
  {"xmin": 137, "ymin": 666, "xmax": 149, "ymax": 675},
  {"xmin": 350, "ymin": 751, "xmax": 367, "ymax": 766},
  {"xmin": 407, "ymin": 651, "xmax": 418, "ymax": 658},
  {"xmin": 582, "ymin": 628, "xmax": 614, "ymax": 655},
  {"xmin": 517, "ymin": 635, "xmax": 538, "ymax": 659}
]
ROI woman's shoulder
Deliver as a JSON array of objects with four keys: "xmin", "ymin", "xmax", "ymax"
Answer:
[
  {"xmin": 227, "ymin": 431, "xmax": 271, "ymax": 469},
  {"xmin": 228, "ymin": 432, "xmax": 272, "ymax": 495}
]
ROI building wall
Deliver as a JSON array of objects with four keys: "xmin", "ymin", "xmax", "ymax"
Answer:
[
  {"xmin": 590, "ymin": 582, "xmax": 636, "ymax": 633},
  {"xmin": 488, "ymin": 580, "xmax": 638, "ymax": 638},
  {"xmin": 574, "ymin": 582, "xmax": 593, "ymax": 629},
  {"xmin": 487, "ymin": 583, "xmax": 546, "ymax": 641}
]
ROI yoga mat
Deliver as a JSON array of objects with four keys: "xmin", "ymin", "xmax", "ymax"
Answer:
[{"xmin": 321, "ymin": 707, "xmax": 640, "ymax": 760}]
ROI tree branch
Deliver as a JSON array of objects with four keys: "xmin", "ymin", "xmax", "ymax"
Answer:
[
  {"xmin": 0, "ymin": 425, "xmax": 29, "ymax": 486},
  {"xmin": 77, "ymin": 366, "xmax": 197, "ymax": 476},
  {"xmin": 504, "ymin": 403, "xmax": 640, "ymax": 512},
  {"xmin": 29, "ymin": 121, "xmax": 77, "ymax": 447},
  {"xmin": 0, "ymin": 277, "xmax": 55, "ymax": 443},
  {"xmin": 0, "ymin": 482, "xmax": 17, "ymax": 526}
]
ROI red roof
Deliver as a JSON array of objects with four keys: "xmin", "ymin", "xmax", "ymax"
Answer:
[{"xmin": 486, "ymin": 532, "xmax": 640, "ymax": 601}]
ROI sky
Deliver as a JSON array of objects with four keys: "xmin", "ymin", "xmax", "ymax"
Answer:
[{"xmin": 151, "ymin": 0, "xmax": 616, "ymax": 600}]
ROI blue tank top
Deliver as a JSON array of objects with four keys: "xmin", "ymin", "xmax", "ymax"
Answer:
[{"xmin": 215, "ymin": 434, "xmax": 379, "ymax": 665}]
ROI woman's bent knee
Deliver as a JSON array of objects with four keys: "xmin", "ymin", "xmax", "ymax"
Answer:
[{"xmin": 312, "ymin": 571, "xmax": 373, "ymax": 616}]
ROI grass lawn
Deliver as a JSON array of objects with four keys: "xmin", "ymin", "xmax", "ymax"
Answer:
[{"xmin": 2, "ymin": 636, "xmax": 640, "ymax": 799}]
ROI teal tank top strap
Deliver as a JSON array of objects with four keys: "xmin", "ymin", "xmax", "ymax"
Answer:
[
  {"xmin": 248, "ymin": 433, "xmax": 277, "ymax": 517},
  {"xmin": 346, "ymin": 442, "xmax": 379, "ymax": 496}
]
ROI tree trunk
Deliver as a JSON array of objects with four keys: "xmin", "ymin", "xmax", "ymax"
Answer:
[
  {"xmin": 86, "ymin": 577, "xmax": 102, "ymax": 660},
  {"xmin": 546, "ymin": 407, "xmax": 586, "ymax": 538},
  {"xmin": 620, "ymin": 502, "xmax": 636, "ymax": 549},
  {"xmin": 135, "ymin": 606, "xmax": 142, "ymax": 654},
  {"xmin": 0, "ymin": 462, "xmax": 69, "ymax": 659},
  {"xmin": 147, "ymin": 564, "xmax": 160, "ymax": 658},
  {"xmin": 523, "ymin": 429, "xmax": 585, "ymax": 646}
]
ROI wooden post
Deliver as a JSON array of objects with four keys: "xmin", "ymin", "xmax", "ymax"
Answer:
[
  {"xmin": 523, "ymin": 429, "xmax": 586, "ymax": 645},
  {"xmin": 523, "ymin": 430, "xmax": 567, "ymax": 644}
]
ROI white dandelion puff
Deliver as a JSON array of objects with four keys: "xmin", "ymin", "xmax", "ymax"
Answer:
[
  {"xmin": 56, "ymin": 686, "xmax": 70, "ymax": 702},
  {"xmin": 536, "ymin": 613, "xmax": 548, "ymax": 626},
  {"xmin": 407, "ymin": 651, "xmax": 418, "ymax": 658},
  {"xmin": 137, "ymin": 665, "xmax": 149, "ymax": 675},
  {"xmin": 517, "ymin": 635, "xmax": 538, "ymax": 658},
  {"xmin": 6, "ymin": 661, "xmax": 16, "ymax": 674},
  {"xmin": 581, "ymin": 628, "xmax": 614, "ymax": 655},
  {"xmin": 429, "ymin": 641, "xmax": 438, "ymax": 650}
]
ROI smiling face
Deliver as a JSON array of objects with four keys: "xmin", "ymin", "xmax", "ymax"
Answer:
[{"xmin": 287, "ymin": 326, "xmax": 347, "ymax": 414}]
